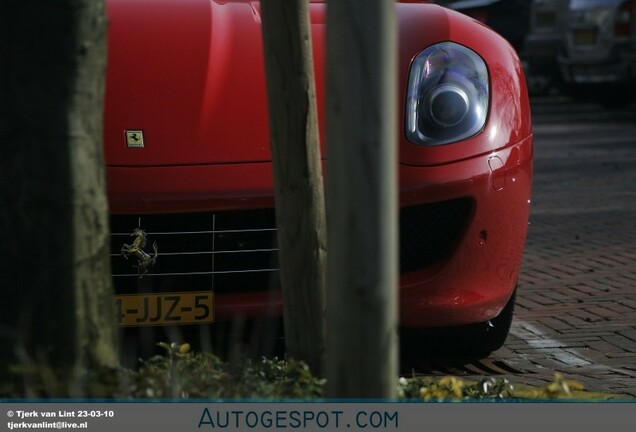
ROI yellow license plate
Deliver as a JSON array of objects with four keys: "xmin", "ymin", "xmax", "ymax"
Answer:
[
  {"xmin": 574, "ymin": 29, "xmax": 597, "ymax": 45},
  {"xmin": 115, "ymin": 291, "xmax": 214, "ymax": 327},
  {"xmin": 536, "ymin": 11, "xmax": 556, "ymax": 28}
]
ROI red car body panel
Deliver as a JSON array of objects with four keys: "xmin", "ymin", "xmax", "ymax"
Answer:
[{"xmin": 104, "ymin": 0, "xmax": 533, "ymax": 328}]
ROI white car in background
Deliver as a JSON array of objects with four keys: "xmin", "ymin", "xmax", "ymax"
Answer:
[
  {"xmin": 558, "ymin": 0, "xmax": 636, "ymax": 105},
  {"xmin": 523, "ymin": 0, "xmax": 570, "ymax": 94}
]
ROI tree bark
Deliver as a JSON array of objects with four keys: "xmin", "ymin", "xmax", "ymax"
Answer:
[
  {"xmin": 0, "ymin": 0, "xmax": 118, "ymax": 397},
  {"xmin": 325, "ymin": 0, "xmax": 399, "ymax": 397},
  {"xmin": 259, "ymin": 0, "xmax": 327, "ymax": 374}
]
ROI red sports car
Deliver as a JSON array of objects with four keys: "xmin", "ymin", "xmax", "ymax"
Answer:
[{"xmin": 105, "ymin": 0, "xmax": 533, "ymax": 359}]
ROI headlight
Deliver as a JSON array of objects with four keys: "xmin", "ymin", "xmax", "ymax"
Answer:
[{"xmin": 405, "ymin": 42, "xmax": 489, "ymax": 146}]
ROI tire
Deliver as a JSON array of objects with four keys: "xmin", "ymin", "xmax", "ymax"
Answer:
[
  {"xmin": 401, "ymin": 287, "xmax": 517, "ymax": 363},
  {"xmin": 467, "ymin": 287, "xmax": 517, "ymax": 356},
  {"xmin": 561, "ymin": 82, "xmax": 636, "ymax": 108},
  {"xmin": 598, "ymin": 88, "xmax": 636, "ymax": 109}
]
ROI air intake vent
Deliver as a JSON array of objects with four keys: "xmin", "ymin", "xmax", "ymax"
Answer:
[
  {"xmin": 399, "ymin": 198, "xmax": 473, "ymax": 274},
  {"xmin": 110, "ymin": 199, "xmax": 472, "ymax": 297}
]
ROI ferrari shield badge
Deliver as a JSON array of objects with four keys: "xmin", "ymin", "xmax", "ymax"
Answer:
[
  {"xmin": 125, "ymin": 130, "xmax": 145, "ymax": 148},
  {"xmin": 121, "ymin": 228, "xmax": 158, "ymax": 278}
]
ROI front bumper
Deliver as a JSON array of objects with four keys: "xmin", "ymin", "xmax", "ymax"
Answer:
[
  {"xmin": 107, "ymin": 135, "xmax": 533, "ymax": 329},
  {"xmin": 398, "ymin": 135, "xmax": 533, "ymax": 327},
  {"xmin": 558, "ymin": 50, "xmax": 633, "ymax": 85},
  {"xmin": 620, "ymin": 51, "xmax": 636, "ymax": 81}
]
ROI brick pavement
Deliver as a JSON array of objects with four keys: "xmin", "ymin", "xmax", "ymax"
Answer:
[{"xmin": 489, "ymin": 96, "xmax": 636, "ymax": 397}]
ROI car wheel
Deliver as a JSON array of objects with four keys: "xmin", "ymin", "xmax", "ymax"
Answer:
[
  {"xmin": 401, "ymin": 287, "xmax": 517, "ymax": 364},
  {"xmin": 561, "ymin": 83, "xmax": 636, "ymax": 108},
  {"xmin": 560, "ymin": 82, "xmax": 595, "ymax": 102},
  {"xmin": 466, "ymin": 287, "xmax": 517, "ymax": 356},
  {"xmin": 598, "ymin": 87, "xmax": 636, "ymax": 109}
]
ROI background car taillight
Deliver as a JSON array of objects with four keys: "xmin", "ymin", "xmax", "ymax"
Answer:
[
  {"xmin": 405, "ymin": 42, "xmax": 489, "ymax": 146},
  {"xmin": 615, "ymin": 0, "xmax": 634, "ymax": 36}
]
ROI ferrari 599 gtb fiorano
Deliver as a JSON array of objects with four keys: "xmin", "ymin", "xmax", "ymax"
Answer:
[{"xmin": 104, "ymin": 0, "xmax": 533, "ymax": 361}]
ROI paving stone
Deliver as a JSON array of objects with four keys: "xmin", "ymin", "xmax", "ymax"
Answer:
[
  {"xmin": 585, "ymin": 340, "xmax": 627, "ymax": 355},
  {"xmin": 618, "ymin": 329, "xmax": 636, "ymax": 342}
]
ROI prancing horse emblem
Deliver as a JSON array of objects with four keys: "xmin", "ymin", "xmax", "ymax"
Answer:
[
  {"xmin": 121, "ymin": 228, "xmax": 158, "ymax": 278},
  {"xmin": 125, "ymin": 130, "xmax": 145, "ymax": 148}
]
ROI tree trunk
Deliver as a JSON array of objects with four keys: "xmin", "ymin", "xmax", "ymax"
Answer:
[
  {"xmin": 259, "ymin": 0, "xmax": 327, "ymax": 374},
  {"xmin": 325, "ymin": 0, "xmax": 399, "ymax": 397},
  {"xmin": 0, "ymin": 0, "xmax": 118, "ymax": 397}
]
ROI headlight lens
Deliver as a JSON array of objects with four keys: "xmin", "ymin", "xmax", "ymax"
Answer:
[{"xmin": 405, "ymin": 42, "xmax": 489, "ymax": 146}]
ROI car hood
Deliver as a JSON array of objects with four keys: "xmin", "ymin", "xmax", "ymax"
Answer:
[
  {"xmin": 104, "ymin": 0, "xmax": 530, "ymax": 168},
  {"xmin": 104, "ymin": 0, "xmax": 326, "ymax": 166}
]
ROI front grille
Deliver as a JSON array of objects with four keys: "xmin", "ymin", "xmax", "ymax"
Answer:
[
  {"xmin": 110, "ymin": 209, "xmax": 280, "ymax": 296},
  {"xmin": 110, "ymin": 199, "xmax": 472, "ymax": 296}
]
